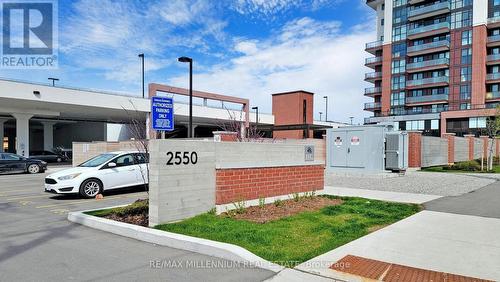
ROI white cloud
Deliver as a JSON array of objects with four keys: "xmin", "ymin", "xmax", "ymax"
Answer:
[
  {"xmin": 231, "ymin": 0, "xmax": 344, "ymax": 18},
  {"xmin": 59, "ymin": 0, "xmax": 227, "ymax": 84},
  {"xmin": 168, "ymin": 17, "xmax": 375, "ymax": 124}
]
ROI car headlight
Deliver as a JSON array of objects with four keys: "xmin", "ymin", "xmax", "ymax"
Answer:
[{"xmin": 58, "ymin": 173, "xmax": 81, "ymax": 181}]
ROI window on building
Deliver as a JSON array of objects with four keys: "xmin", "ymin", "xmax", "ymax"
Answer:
[
  {"xmin": 381, "ymin": 18, "xmax": 384, "ymax": 26},
  {"xmin": 451, "ymin": 0, "xmax": 472, "ymax": 9},
  {"xmin": 495, "ymin": 0, "xmax": 500, "ymax": 6},
  {"xmin": 451, "ymin": 10, "xmax": 472, "ymax": 29},
  {"xmin": 392, "ymin": 59, "xmax": 406, "ymax": 74},
  {"xmin": 461, "ymin": 67, "xmax": 472, "ymax": 82},
  {"xmin": 431, "ymin": 120, "xmax": 439, "ymax": 130},
  {"xmin": 461, "ymin": 30, "xmax": 472, "ymax": 45},
  {"xmin": 391, "ymin": 76, "xmax": 406, "ymax": 90},
  {"xmin": 392, "ymin": 0, "xmax": 406, "ymax": 8},
  {"xmin": 460, "ymin": 103, "xmax": 471, "ymax": 110},
  {"xmin": 392, "ymin": 42, "xmax": 406, "ymax": 58},
  {"xmin": 406, "ymin": 120, "xmax": 425, "ymax": 130},
  {"xmin": 391, "ymin": 91, "xmax": 405, "ymax": 106},
  {"xmin": 469, "ymin": 117, "xmax": 487, "ymax": 128},
  {"xmin": 461, "ymin": 48, "xmax": 472, "ymax": 64},
  {"xmin": 392, "ymin": 25, "xmax": 407, "ymax": 42},
  {"xmin": 460, "ymin": 84, "xmax": 471, "ymax": 99}
]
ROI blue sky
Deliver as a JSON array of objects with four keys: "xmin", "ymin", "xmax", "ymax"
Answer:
[{"xmin": 0, "ymin": 0, "xmax": 376, "ymax": 123}]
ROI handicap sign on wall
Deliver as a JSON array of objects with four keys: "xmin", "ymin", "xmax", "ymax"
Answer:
[{"xmin": 151, "ymin": 96, "xmax": 174, "ymax": 131}]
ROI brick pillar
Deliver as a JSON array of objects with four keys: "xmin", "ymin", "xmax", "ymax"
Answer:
[
  {"xmin": 213, "ymin": 131, "xmax": 238, "ymax": 142},
  {"xmin": 480, "ymin": 136, "xmax": 489, "ymax": 160},
  {"xmin": 471, "ymin": 25, "xmax": 487, "ymax": 108},
  {"xmin": 442, "ymin": 133, "xmax": 455, "ymax": 164},
  {"xmin": 464, "ymin": 134, "xmax": 475, "ymax": 160},
  {"xmin": 408, "ymin": 131, "xmax": 422, "ymax": 168},
  {"xmin": 381, "ymin": 44, "xmax": 392, "ymax": 115}
]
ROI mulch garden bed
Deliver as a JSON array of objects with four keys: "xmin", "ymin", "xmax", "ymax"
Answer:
[{"xmin": 222, "ymin": 196, "xmax": 343, "ymax": 223}]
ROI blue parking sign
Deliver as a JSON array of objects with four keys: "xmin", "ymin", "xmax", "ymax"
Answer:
[{"xmin": 151, "ymin": 96, "xmax": 174, "ymax": 131}]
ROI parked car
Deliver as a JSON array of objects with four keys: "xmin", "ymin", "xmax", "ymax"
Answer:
[
  {"xmin": 29, "ymin": 150, "xmax": 68, "ymax": 163},
  {"xmin": 0, "ymin": 153, "xmax": 48, "ymax": 174},
  {"xmin": 44, "ymin": 151, "xmax": 149, "ymax": 198}
]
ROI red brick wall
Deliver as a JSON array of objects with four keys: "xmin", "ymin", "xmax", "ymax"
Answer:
[
  {"xmin": 471, "ymin": 25, "xmax": 487, "ymax": 108},
  {"xmin": 215, "ymin": 165, "xmax": 324, "ymax": 204},
  {"xmin": 408, "ymin": 132, "xmax": 422, "ymax": 168},
  {"xmin": 272, "ymin": 91, "xmax": 314, "ymax": 139}
]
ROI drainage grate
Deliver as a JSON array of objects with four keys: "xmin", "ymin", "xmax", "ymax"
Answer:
[{"xmin": 330, "ymin": 255, "xmax": 493, "ymax": 282}]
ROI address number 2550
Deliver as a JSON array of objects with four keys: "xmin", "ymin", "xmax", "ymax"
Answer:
[{"xmin": 166, "ymin": 151, "xmax": 198, "ymax": 165}]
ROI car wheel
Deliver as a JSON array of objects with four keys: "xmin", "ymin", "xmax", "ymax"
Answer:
[
  {"xmin": 27, "ymin": 164, "xmax": 40, "ymax": 174},
  {"xmin": 79, "ymin": 179, "xmax": 103, "ymax": 198}
]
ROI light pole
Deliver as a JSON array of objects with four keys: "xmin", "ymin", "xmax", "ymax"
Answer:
[
  {"xmin": 138, "ymin": 53, "xmax": 145, "ymax": 98},
  {"xmin": 319, "ymin": 112, "xmax": 323, "ymax": 121},
  {"xmin": 252, "ymin": 106, "xmax": 259, "ymax": 132},
  {"xmin": 48, "ymin": 77, "xmax": 59, "ymax": 86},
  {"xmin": 323, "ymin": 96, "xmax": 328, "ymax": 122},
  {"xmin": 178, "ymin": 56, "xmax": 193, "ymax": 138},
  {"xmin": 349, "ymin": 116, "xmax": 354, "ymax": 125}
]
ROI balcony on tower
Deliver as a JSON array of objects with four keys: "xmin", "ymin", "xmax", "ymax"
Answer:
[
  {"xmin": 406, "ymin": 76, "xmax": 449, "ymax": 89},
  {"xmin": 407, "ymin": 22, "xmax": 450, "ymax": 40},
  {"xmin": 364, "ymin": 102, "xmax": 381, "ymax": 111},
  {"xmin": 407, "ymin": 58, "xmax": 449, "ymax": 73},
  {"xmin": 408, "ymin": 1, "xmax": 450, "ymax": 22},
  {"xmin": 405, "ymin": 94, "xmax": 449, "ymax": 106},
  {"xmin": 364, "ymin": 71, "xmax": 382, "ymax": 82},
  {"xmin": 365, "ymin": 40, "xmax": 383, "ymax": 55},
  {"xmin": 407, "ymin": 40, "xmax": 449, "ymax": 56},
  {"xmin": 364, "ymin": 86, "xmax": 382, "ymax": 97}
]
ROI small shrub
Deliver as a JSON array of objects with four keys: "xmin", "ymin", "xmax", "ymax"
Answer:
[
  {"xmin": 450, "ymin": 160, "xmax": 481, "ymax": 171},
  {"xmin": 274, "ymin": 199, "xmax": 284, "ymax": 207},
  {"xmin": 207, "ymin": 207, "xmax": 216, "ymax": 215},
  {"xmin": 292, "ymin": 193, "xmax": 301, "ymax": 202},
  {"xmin": 232, "ymin": 200, "xmax": 246, "ymax": 214},
  {"xmin": 258, "ymin": 197, "xmax": 265, "ymax": 208}
]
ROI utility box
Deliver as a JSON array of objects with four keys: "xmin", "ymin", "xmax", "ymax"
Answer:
[
  {"xmin": 385, "ymin": 131, "xmax": 408, "ymax": 171},
  {"xmin": 327, "ymin": 125, "xmax": 388, "ymax": 172},
  {"xmin": 326, "ymin": 124, "xmax": 407, "ymax": 173}
]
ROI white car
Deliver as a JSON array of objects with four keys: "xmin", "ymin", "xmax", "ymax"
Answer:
[{"xmin": 44, "ymin": 151, "xmax": 149, "ymax": 198}]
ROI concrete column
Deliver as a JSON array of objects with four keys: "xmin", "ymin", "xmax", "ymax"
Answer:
[
  {"xmin": 41, "ymin": 121, "xmax": 56, "ymax": 151},
  {"xmin": 12, "ymin": 113, "xmax": 33, "ymax": 157},
  {"xmin": 464, "ymin": 134, "xmax": 475, "ymax": 161},
  {"xmin": 0, "ymin": 118, "xmax": 7, "ymax": 152}
]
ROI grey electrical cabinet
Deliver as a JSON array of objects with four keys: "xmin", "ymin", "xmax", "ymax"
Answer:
[
  {"xmin": 385, "ymin": 132, "xmax": 408, "ymax": 171},
  {"xmin": 327, "ymin": 125, "xmax": 388, "ymax": 172},
  {"xmin": 326, "ymin": 124, "xmax": 408, "ymax": 173}
]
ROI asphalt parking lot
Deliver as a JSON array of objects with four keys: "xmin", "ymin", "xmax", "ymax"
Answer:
[{"xmin": 0, "ymin": 168, "xmax": 274, "ymax": 282}]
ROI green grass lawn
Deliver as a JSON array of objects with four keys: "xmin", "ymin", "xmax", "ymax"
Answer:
[
  {"xmin": 155, "ymin": 196, "xmax": 420, "ymax": 267},
  {"xmin": 421, "ymin": 160, "xmax": 500, "ymax": 173}
]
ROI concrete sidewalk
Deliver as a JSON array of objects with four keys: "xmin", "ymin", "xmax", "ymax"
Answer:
[
  {"xmin": 295, "ymin": 211, "xmax": 500, "ymax": 281},
  {"xmin": 425, "ymin": 180, "xmax": 500, "ymax": 219},
  {"xmin": 322, "ymin": 186, "xmax": 441, "ymax": 204}
]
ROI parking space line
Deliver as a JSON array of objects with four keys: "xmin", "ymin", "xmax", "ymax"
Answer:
[
  {"xmin": 6, "ymin": 194, "xmax": 48, "ymax": 201},
  {"xmin": 0, "ymin": 189, "xmax": 35, "ymax": 194},
  {"xmin": 35, "ymin": 194, "xmax": 135, "ymax": 209}
]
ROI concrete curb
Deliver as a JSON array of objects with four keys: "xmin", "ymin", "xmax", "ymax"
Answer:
[{"xmin": 67, "ymin": 210, "xmax": 285, "ymax": 273}]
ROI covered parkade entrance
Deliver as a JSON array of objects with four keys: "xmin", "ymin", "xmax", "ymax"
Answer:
[{"xmin": 0, "ymin": 78, "xmax": 149, "ymax": 158}]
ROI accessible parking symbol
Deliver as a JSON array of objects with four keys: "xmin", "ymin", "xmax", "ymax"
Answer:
[{"xmin": 1, "ymin": 0, "xmax": 58, "ymax": 69}]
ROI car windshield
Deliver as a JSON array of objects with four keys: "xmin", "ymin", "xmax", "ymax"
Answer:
[{"xmin": 79, "ymin": 153, "xmax": 117, "ymax": 167}]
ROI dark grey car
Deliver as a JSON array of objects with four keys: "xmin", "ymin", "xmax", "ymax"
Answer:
[
  {"xmin": 29, "ymin": 150, "xmax": 68, "ymax": 163},
  {"xmin": 0, "ymin": 153, "xmax": 47, "ymax": 174}
]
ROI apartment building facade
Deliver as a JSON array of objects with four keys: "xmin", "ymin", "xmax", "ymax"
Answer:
[{"xmin": 364, "ymin": 0, "xmax": 500, "ymax": 136}]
